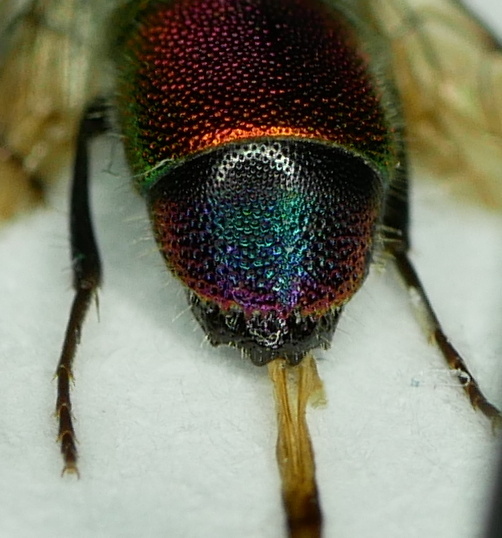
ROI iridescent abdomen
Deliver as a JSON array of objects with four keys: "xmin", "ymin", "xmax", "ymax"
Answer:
[{"xmin": 116, "ymin": 0, "xmax": 400, "ymax": 364}]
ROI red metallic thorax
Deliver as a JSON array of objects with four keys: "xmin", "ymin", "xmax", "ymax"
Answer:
[{"xmin": 120, "ymin": 0, "xmax": 394, "ymax": 181}]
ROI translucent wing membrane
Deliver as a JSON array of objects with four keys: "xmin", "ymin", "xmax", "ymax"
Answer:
[
  {"xmin": 358, "ymin": 0, "xmax": 502, "ymax": 207},
  {"xmin": 0, "ymin": 0, "xmax": 113, "ymax": 219}
]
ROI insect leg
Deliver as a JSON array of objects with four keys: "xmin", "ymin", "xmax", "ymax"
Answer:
[
  {"xmin": 55, "ymin": 104, "xmax": 106, "ymax": 475},
  {"xmin": 391, "ymin": 248, "xmax": 501, "ymax": 424},
  {"xmin": 383, "ymin": 166, "xmax": 501, "ymax": 426},
  {"xmin": 383, "ymin": 151, "xmax": 500, "ymax": 424}
]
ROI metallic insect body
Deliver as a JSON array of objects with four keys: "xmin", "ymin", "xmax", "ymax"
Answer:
[
  {"xmin": 116, "ymin": 0, "xmax": 401, "ymax": 366},
  {"xmin": 1, "ymin": 0, "xmax": 501, "ymax": 537}
]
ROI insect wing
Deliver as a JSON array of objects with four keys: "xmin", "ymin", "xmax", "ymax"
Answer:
[
  {"xmin": 0, "ymin": 0, "xmax": 116, "ymax": 219},
  {"xmin": 359, "ymin": 0, "xmax": 502, "ymax": 207}
]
